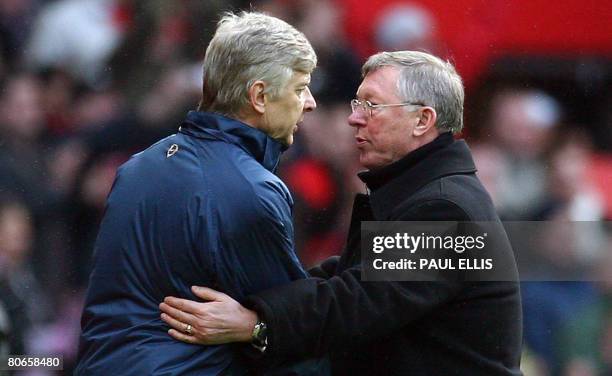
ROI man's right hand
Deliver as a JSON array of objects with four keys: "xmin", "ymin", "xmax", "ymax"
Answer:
[{"xmin": 160, "ymin": 286, "xmax": 258, "ymax": 345}]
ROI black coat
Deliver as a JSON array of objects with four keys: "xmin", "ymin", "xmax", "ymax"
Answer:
[{"xmin": 246, "ymin": 134, "xmax": 523, "ymax": 375}]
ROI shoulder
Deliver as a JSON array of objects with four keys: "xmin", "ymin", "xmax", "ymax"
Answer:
[
  {"xmin": 245, "ymin": 176, "xmax": 293, "ymax": 223},
  {"xmin": 205, "ymin": 174, "xmax": 293, "ymax": 239},
  {"xmin": 200, "ymin": 153, "xmax": 292, "ymax": 225},
  {"xmin": 395, "ymin": 173, "xmax": 498, "ymax": 221},
  {"xmin": 166, "ymin": 134, "xmax": 292, "ymax": 208},
  {"xmin": 207, "ymin": 156, "xmax": 291, "ymax": 208},
  {"xmin": 394, "ymin": 198, "xmax": 471, "ymax": 221}
]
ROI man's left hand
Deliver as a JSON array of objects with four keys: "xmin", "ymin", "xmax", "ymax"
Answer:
[{"xmin": 160, "ymin": 286, "xmax": 258, "ymax": 345}]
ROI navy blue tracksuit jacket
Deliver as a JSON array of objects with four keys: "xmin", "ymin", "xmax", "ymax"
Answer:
[{"xmin": 75, "ymin": 111, "xmax": 308, "ymax": 375}]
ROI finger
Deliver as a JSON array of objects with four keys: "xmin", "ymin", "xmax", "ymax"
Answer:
[
  {"xmin": 160, "ymin": 312, "xmax": 189, "ymax": 333},
  {"xmin": 191, "ymin": 286, "xmax": 230, "ymax": 302},
  {"xmin": 159, "ymin": 302, "xmax": 196, "ymax": 324},
  {"xmin": 168, "ymin": 329, "xmax": 198, "ymax": 344},
  {"xmin": 162, "ymin": 296, "xmax": 205, "ymax": 315}
]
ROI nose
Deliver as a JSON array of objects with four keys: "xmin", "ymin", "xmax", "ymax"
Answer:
[
  {"xmin": 303, "ymin": 87, "xmax": 316, "ymax": 112},
  {"xmin": 348, "ymin": 109, "xmax": 366, "ymax": 128}
]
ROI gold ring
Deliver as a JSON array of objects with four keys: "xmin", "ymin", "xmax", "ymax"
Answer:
[{"xmin": 185, "ymin": 324, "xmax": 192, "ymax": 335}]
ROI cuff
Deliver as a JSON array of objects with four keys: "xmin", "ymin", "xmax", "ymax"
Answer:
[{"xmin": 243, "ymin": 294, "xmax": 279, "ymax": 361}]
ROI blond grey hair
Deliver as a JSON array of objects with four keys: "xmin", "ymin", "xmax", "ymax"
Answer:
[
  {"xmin": 362, "ymin": 51, "xmax": 464, "ymax": 133},
  {"xmin": 199, "ymin": 12, "xmax": 317, "ymax": 117}
]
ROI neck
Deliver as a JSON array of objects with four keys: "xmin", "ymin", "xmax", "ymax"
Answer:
[
  {"xmin": 409, "ymin": 128, "xmax": 441, "ymax": 154},
  {"xmin": 233, "ymin": 107, "xmax": 261, "ymax": 131}
]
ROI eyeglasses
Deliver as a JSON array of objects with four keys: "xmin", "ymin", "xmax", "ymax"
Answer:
[{"xmin": 350, "ymin": 99, "xmax": 423, "ymax": 118}]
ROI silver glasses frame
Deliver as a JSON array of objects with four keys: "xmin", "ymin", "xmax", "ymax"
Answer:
[{"xmin": 350, "ymin": 99, "xmax": 423, "ymax": 118}]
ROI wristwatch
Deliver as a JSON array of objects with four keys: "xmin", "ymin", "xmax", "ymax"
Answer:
[{"xmin": 251, "ymin": 320, "xmax": 268, "ymax": 353}]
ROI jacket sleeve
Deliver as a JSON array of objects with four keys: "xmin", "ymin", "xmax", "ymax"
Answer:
[
  {"xmin": 307, "ymin": 256, "xmax": 341, "ymax": 279},
  {"xmin": 244, "ymin": 199, "xmax": 471, "ymax": 360},
  {"xmin": 206, "ymin": 180, "xmax": 308, "ymax": 302}
]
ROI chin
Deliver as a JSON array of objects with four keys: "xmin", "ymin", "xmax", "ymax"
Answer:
[
  {"xmin": 360, "ymin": 155, "xmax": 384, "ymax": 170},
  {"xmin": 359, "ymin": 152, "xmax": 370, "ymax": 165},
  {"xmin": 359, "ymin": 157, "xmax": 373, "ymax": 169}
]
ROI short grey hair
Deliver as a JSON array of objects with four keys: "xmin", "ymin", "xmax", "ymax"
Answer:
[
  {"xmin": 362, "ymin": 51, "xmax": 464, "ymax": 133},
  {"xmin": 199, "ymin": 12, "xmax": 317, "ymax": 117}
]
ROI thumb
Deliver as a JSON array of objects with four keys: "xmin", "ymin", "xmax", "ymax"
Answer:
[{"xmin": 191, "ymin": 286, "xmax": 229, "ymax": 302}]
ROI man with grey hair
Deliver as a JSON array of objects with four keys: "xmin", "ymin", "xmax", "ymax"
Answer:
[
  {"xmin": 76, "ymin": 11, "xmax": 322, "ymax": 375},
  {"xmin": 160, "ymin": 50, "xmax": 523, "ymax": 375}
]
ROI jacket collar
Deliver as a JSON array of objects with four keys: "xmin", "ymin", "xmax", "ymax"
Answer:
[
  {"xmin": 358, "ymin": 134, "xmax": 477, "ymax": 219},
  {"xmin": 179, "ymin": 111, "xmax": 287, "ymax": 173}
]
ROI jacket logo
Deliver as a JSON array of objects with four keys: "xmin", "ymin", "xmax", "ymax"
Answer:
[{"xmin": 167, "ymin": 144, "xmax": 179, "ymax": 158}]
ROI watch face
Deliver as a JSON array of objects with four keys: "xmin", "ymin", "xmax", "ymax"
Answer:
[{"xmin": 253, "ymin": 321, "xmax": 268, "ymax": 346}]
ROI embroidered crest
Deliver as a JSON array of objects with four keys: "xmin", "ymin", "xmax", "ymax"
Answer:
[{"xmin": 167, "ymin": 144, "xmax": 179, "ymax": 158}]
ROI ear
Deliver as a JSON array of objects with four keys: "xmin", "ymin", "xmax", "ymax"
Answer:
[
  {"xmin": 413, "ymin": 107, "xmax": 437, "ymax": 137},
  {"xmin": 248, "ymin": 81, "xmax": 266, "ymax": 115}
]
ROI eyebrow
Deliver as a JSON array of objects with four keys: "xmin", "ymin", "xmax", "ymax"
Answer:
[
  {"xmin": 356, "ymin": 87, "xmax": 384, "ymax": 102},
  {"xmin": 355, "ymin": 93, "xmax": 377, "ymax": 102}
]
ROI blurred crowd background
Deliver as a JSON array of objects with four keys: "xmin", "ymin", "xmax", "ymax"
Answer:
[{"xmin": 0, "ymin": 0, "xmax": 610, "ymax": 374}]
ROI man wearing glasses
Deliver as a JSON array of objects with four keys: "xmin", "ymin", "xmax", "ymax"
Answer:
[{"xmin": 160, "ymin": 51, "xmax": 523, "ymax": 375}]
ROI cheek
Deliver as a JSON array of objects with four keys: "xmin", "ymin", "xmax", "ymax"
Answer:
[
  {"xmin": 377, "ymin": 119, "xmax": 407, "ymax": 141},
  {"xmin": 368, "ymin": 122, "xmax": 404, "ymax": 153},
  {"xmin": 367, "ymin": 123, "xmax": 388, "ymax": 145},
  {"xmin": 371, "ymin": 135, "xmax": 393, "ymax": 156}
]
